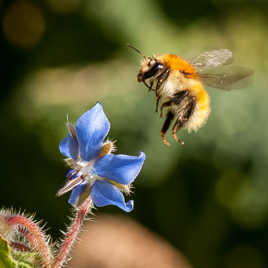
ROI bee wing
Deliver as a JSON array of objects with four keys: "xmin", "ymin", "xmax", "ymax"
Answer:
[
  {"xmin": 198, "ymin": 65, "xmax": 254, "ymax": 90},
  {"xmin": 189, "ymin": 49, "xmax": 233, "ymax": 72}
]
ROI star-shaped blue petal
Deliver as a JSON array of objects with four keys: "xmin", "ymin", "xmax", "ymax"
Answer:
[
  {"xmin": 68, "ymin": 182, "xmax": 88, "ymax": 206},
  {"xmin": 75, "ymin": 102, "xmax": 110, "ymax": 161},
  {"xmin": 93, "ymin": 152, "xmax": 145, "ymax": 185},
  {"xmin": 58, "ymin": 103, "xmax": 145, "ymax": 212},
  {"xmin": 59, "ymin": 133, "xmax": 79, "ymax": 160},
  {"xmin": 91, "ymin": 180, "xmax": 134, "ymax": 212}
]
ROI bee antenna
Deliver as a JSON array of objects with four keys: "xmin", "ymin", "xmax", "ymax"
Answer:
[{"xmin": 127, "ymin": 43, "xmax": 146, "ymax": 59}]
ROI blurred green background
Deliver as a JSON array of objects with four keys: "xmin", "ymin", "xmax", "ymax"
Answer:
[{"xmin": 0, "ymin": 0, "xmax": 268, "ymax": 267}]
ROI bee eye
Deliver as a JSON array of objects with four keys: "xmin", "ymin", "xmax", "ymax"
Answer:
[{"xmin": 143, "ymin": 63, "xmax": 164, "ymax": 79}]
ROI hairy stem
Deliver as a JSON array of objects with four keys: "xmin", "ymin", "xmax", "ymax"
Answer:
[
  {"xmin": 9, "ymin": 241, "xmax": 32, "ymax": 252},
  {"xmin": 18, "ymin": 227, "xmax": 37, "ymax": 250},
  {"xmin": 53, "ymin": 197, "xmax": 91, "ymax": 268},
  {"xmin": 6, "ymin": 215, "xmax": 52, "ymax": 268}
]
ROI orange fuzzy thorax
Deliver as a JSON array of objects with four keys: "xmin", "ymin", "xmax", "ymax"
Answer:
[
  {"xmin": 162, "ymin": 54, "xmax": 198, "ymax": 79},
  {"xmin": 161, "ymin": 54, "xmax": 207, "ymax": 106},
  {"xmin": 159, "ymin": 54, "xmax": 210, "ymax": 131}
]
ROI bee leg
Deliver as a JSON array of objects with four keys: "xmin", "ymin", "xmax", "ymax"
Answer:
[
  {"xmin": 172, "ymin": 121, "xmax": 184, "ymax": 146},
  {"xmin": 160, "ymin": 91, "xmax": 189, "ymax": 117},
  {"xmin": 149, "ymin": 80, "xmax": 154, "ymax": 91},
  {"xmin": 172, "ymin": 97, "xmax": 196, "ymax": 146},
  {"xmin": 160, "ymin": 111, "xmax": 174, "ymax": 147},
  {"xmin": 155, "ymin": 80, "xmax": 162, "ymax": 112},
  {"xmin": 160, "ymin": 100, "xmax": 172, "ymax": 117},
  {"xmin": 142, "ymin": 80, "xmax": 150, "ymax": 90},
  {"xmin": 154, "ymin": 69, "xmax": 170, "ymax": 112},
  {"xmin": 155, "ymin": 95, "xmax": 161, "ymax": 113}
]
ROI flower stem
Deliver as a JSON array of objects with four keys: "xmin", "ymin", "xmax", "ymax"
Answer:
[
  {"xmin": 53, "ymin": 197, "xmax": 91, "ymax": 268},
  {"xmin": 6, "ymin": 215, "xmax": 52, "ymax": 268},
  {"xmin": 9, "ymin": 241, "xmax": 32, "ymax": 252},
  {"xmin": 18, "ymin": 226, "xmax": 38, "ymax": 250}
]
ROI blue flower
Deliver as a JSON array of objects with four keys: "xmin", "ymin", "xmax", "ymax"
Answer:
[{"xmin": 57, "ymin": 103, "xmax": 145, "ymax": 212}]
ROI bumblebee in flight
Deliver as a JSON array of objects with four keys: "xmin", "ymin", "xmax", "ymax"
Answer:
[{"xmin": 129, "ymin": 45, "xmax": 253, "ymax": 147}]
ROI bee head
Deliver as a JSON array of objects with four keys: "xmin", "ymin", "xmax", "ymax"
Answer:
[
  {"xmin": 127, "ymin": 44, "xmax": 164, "ymax": 83},
  {"xmin": 137, "ymin": 57, "xmax": 164, "ymax": 82}
]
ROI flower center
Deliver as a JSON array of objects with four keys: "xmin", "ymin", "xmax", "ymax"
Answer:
[
  {"xmin": 70, "ymin": 141, "xmax": 116, "ymax": 185},
  {"xmin": 59, "ymin": 140, "xmax": 119, "ymax": 198},
  {"xmin": 74, "ymin": 160, "xmax": 96, "ymax": 185}
]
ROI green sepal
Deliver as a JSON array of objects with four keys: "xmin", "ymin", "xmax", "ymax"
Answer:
[
  {"xmin": 0, "ymin": 235, "xmax": 34, "ymax": 268},
  {"xmin": 0, "ymin": 235, "xmax": 17, "ymax": 268}
]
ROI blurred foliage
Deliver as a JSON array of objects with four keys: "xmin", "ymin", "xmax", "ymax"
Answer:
[{"xmin": 0, "ymin": 0, "xmax": 268, "ymax": 268}]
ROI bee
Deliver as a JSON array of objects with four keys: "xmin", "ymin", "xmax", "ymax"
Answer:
[{"xmin": 129, "ymin": 44, "xmax": 253, "ymax": 147}]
